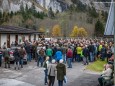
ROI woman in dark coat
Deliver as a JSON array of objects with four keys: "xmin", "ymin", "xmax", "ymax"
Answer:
[
  {"xmin": 13, "ymin": 48, "xmax": 20, "ymax": 70},
  {"xmin": 56, "ymin": 59, "xmax": 66, "ymax": 86}
]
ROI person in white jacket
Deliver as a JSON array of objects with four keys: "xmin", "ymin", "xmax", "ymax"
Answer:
[{"xmin": 98, "ymin": 64, "xmax": 113, "ymax": 86}]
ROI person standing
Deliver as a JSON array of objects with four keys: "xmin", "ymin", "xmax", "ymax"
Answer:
[
  {"xmin": 0, "ymin": 47, "xmax": 3, "ymax": 67},
  {"xmin": 13, "ymin": 48, "xmax": 20, "ymax": 70},
  {"xmin": 46, "ymin": 46, "xmax": 53, "ymax": 62},
  {"xmin": 76, "ymin": 44, "xmax": 82, "ymax": 62},
  {"xmin": 43, "ymin": 56, "xmax": 50, "ymax": 85},
  {"xmin": 56, "ymin": 59, "xmax": 66, "ymax": 86},
  {"xmin": 48, "ymin": 59, "xmax": 56, "ymax": 86},
  {"xmin": 37, "ymin": 48, "xmax": 45, "ymax": 67},
  {"xmin": 3, "ymin": 47, "xmax": 10, "ymax": 68},
  {"xmin": 66, "ymin": 47, "xmax": 73, "ymax": 68},
  {"xmin": 55, "ymin": 48, "xmax": 62, "ymax": 63},
  {"xmin": 25, "ymin": 42, "xmax": 32, "ymax": 62},
  {"xmin": 19, "ymin": 46, "xmax": 26, "ymax": 68},
  {"xmin": 82, "ymin": 45, "xmax": 89, "ymax": 65}
]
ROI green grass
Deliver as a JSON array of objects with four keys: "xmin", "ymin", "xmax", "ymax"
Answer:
[{"xmin": 86, "ymin": 60, "xmax": 107, "ymax": 72}]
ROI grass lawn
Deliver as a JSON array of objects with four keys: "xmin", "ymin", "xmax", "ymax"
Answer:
[{"xmin": 86, "ymin": 60, "xmax": 107, "ymax": 72}]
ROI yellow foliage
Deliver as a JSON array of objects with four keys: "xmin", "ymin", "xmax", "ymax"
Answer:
[
  {"xmin": 52, "ymin": 25, "xmax": 62, "ymax": 37},
  {"xmin": 70, "ymin": 26, "xmax": 79, "ymax": 37},
  {"xmin": 78, "ymin": 27, "xmax": 87, "ymax": 37},
  {"xmin": 70, "ymin": 26, "xmax": 88, "ymax": 37},
  {"xmin": 38, "ymin": 28, "xmax": 45, "ymax": 32}
]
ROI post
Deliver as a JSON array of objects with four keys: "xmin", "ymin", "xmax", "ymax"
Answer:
[{"xmin": 113, "ymin": 1, "xmax": 115, "ymax": 85}]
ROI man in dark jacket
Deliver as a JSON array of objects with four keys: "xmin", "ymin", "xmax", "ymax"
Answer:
[
  {"xmin": 100, "ymin": 45, "xmax": 107, "ymax": 61},
  {"xmin": 13, "ymin": 48, "xmax": 20, "ymax": 70},
  {"xmin": 25, "ymin": 43, "xmax": 32, "ymax": 62},
  {"xmin": 82, "ymin": 45, "xmax": 89, "ymax": 65},
  {"xmin": 0, "ymin": 47, "xmax": 3, "ymax": 67},
  {"xmin": 88, "ymin": 42, "xmax": 95, "ymax": 62},
  {"xmin": 56, "ymin": 59, "xmax": 66, "ymax": 86},
  {"xmin": 3, "ymin": 47, "xmax": 10, "ymax": 68}
]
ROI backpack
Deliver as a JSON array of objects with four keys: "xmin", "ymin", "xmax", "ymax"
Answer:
[{"xmin": 43, "ymin": 61, "xmax": 47, "ymax": 69}]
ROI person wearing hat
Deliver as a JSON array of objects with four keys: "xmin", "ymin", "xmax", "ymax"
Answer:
[
  {"xmin": 56, "ymin": 59, "xmax": 66, "ymax": 86},
  {"xmin": 48, "ymin": 59, "xmax": 56, "ymax": 86}
]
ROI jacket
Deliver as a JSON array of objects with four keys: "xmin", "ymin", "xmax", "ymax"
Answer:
[
  {"xmin": 66, "ymin": 49, "xmax": 73, "ymax": 58},
  {"xmin": 76, "ymin": 47, "xmax": 82, "ymax": 54},
  {"xmin": 48, "ymin": 64, "xmax": 56, "ymax": 76},
  {"xmin": 56, "ymin": 63, "xmax": 66, "ymax": 80},
  {"xmin": 55, "ymin": 51, "xmax": 62, "ymax": 61},
  {"xmin": 13, "ymin": 49, "xmax": 20, "ymax": 61},
  {"xmin": 46, "ymin": 48, "xmax": 53, "ymax": 56},
  {"xmin": 83, "ymin": 48, "xmax": 89, "ymax": 57},
  {"xmin": 102, "ymin": 68, "xmax": 112, "ymax": 80},
  {"xmin": 3, "ymin": 49, "xmax": 9, "ymax": 58}
]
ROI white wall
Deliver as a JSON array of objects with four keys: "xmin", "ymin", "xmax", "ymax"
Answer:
[
  {"xmin": 10, "ymin": 34, "xmax": 15, "ymax": 45},
  {"xmin": 36, "ymin": 34, "xmax": 39, "ymax": 41},
  {"xmin": 25, "ymin": 35, "xmax": 29, "ymax": 41},
  {"xmin": 31, "ymin": 34, "xmax": 34, "ymax": 42},
  {"xmin": 1, "ymin": 34, "xmax": 7, "ymax": 48}
]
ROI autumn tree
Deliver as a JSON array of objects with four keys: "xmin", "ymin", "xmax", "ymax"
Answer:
[
  {"xmin": 52, "ymin": 25, "xmax": 61, "ymax": 37},
  {"xmin": 70, "ymin": 26, "xmax": 79, "ymax": 37},
  {"xmin": 78, "ymin": 27, "xmax": 88, "ymax": 37},
  {"xmin": 38, "ymin": 27, "xmax": 45, "ymax": 33}
]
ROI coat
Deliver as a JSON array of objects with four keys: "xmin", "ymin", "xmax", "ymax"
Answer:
[
  {"xmin": 56, "ymin": 63, "xmax": 66, "ymax": 81},
  {"xmin": 13, "ymin": 49, "xmax": 20, "ymax": 62},
  {"xmin": 55, "ymin": 51, "xmax": 62, "ymax": 61},
  {"xmin": 48, "ymin": 64, "xmax": 56, "ymax": 76}
]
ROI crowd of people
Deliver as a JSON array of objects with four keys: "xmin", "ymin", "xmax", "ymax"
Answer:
[{"xmin": 0, "ymin": 38, "xmax": 114, "ymax": 86}]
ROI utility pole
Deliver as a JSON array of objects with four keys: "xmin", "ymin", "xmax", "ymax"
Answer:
[{"xmin": 113, "ymin": 0, "xmax": 115, "ymax": 85}]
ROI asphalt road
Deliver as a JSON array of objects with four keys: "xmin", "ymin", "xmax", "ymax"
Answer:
[{"xmin": 0, "ymin": 61, "xmax": 100, "ymax": 86}]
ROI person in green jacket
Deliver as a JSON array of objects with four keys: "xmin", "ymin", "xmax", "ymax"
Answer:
[{"xmin": 46, "ymin": 46, "xmax": 53, "ymax": 62}]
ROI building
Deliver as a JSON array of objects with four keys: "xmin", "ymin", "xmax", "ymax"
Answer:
[{"xmin": 0, "ymin": 25, "xmax": 44, "ymax": 48}]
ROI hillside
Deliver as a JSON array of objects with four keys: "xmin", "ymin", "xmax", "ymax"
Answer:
[{"xmin": 0, "ymin": 0, "xmax": 110, "ymax": 37}]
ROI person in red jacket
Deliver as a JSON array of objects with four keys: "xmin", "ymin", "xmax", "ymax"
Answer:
[{"xmin": 66, "ymin": 47, "xmax": 73, "ymax": 68}]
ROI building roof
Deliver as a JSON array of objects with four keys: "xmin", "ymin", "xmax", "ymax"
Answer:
[{"xmin": 0, "ymin": 26, "xmax": 43, "ymax": 34}]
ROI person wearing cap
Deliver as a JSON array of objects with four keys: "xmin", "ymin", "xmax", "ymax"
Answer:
[
  {"xmin": 47, "ymin": 59, "xmax": 56, "ymax": 86},
  {"xmin": 56, "ymin": 59, "xmax": 66, "ymax": 86}
]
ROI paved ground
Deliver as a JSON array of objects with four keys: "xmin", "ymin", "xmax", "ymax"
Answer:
[{"xmin": 0, "ymin": 61, "xmax": 100, "ymax": 86}]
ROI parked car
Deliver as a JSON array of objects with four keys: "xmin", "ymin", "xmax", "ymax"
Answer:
[{"xmin": 9, "ymin": 46, "xmax": 27, "ymax": 65}]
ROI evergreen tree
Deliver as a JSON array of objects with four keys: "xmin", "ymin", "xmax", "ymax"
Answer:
[
  {"xmin": 9, "ymin": 11, "xmax": 13, "ymax": 18},
  {"xmin": 94, "ymin": 19, "xmax": 104, "ymax": 37}
]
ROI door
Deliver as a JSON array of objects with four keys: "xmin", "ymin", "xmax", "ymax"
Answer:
[
  {"xmin": 15, "ymin": 35, "xmax": 18, "ymax": 45},
  {"xmin": 7, "ymin": 34, "xmax": 10, "ymax": 48},
  {"xmin": 34, "ymin": 34, "xmax": 36, "ymax": 41},
  {"xmin": 29, "ymin": 34, "xmax": 31, "ymax": 42}
]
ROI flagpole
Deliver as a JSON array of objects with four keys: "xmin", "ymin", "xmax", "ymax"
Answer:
[{"xmin": 113, "ymin": 1, "xmax": 115, "ymax": 85}]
